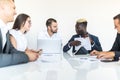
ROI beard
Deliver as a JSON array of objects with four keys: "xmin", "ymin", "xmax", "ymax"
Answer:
[
  {"xmin": 78, "ymin": 30, "xmax": 85, "ymax": 35},
  {"xmin": 51, "ymin": 29, "xmax": 57, "ymax": 33},
  {"xmin": 53, "ymin": 31, "xmax": 57, "ymax": 33}
]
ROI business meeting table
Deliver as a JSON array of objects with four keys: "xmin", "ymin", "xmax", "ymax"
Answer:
[{"xmin": 0, "ymin": 53, "xmax": 120, "ymax": 80}]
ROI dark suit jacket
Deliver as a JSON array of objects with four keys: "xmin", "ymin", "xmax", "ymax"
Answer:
[
  {"xmin": 110, "ymin": 33, "xmax": 120, "ymax": 61},
  {"xmin": 0, "ymin": 31, "xmax": 29, "ymax": 67},
  {"xmin": 63, "ymin": 33, "xmax": 102, "ymax": 53}
]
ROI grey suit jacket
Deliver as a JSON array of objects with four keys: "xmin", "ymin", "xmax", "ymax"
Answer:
[{"xmin": 0, "ymin": 31, "xmax": 29, "ymax": 67}]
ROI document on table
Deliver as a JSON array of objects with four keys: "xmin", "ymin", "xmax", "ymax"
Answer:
[
  {"xmin": 79, "ymin": 56, "xmax": 99, "ymax": 62},
  {"xmin": 39, "ymin": 54, "xmax": 61, "ymax": 63},
  {"xmin": 79, "ymin": 56, "xmax": 113, "ymax": 62},
  {"xmin": 74, "ymin": 37, "xmax": 91, "ymax": 50}
]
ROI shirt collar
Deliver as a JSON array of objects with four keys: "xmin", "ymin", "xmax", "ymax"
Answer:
[
  {"xmin": 0, "ymin": 19, "xmax": 9, "ymax": 34},
  {"xmin": 45, "ymin": 30, "xmax": 54, "ymax": 38},
  {"xmin": 0, "ymin": 19, "xmax": 7, "ymax": 29},
  {"xmin": 45, "ymin": 30, "xmax": 50, "ymax": 37},
  {"xmin": 78, "ymin": 32, "xmax": 89, "ymax": 37}
]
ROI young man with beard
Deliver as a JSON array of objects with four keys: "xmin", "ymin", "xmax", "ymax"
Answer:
[{"xmin": 38, "ymin": 18, "xmax": 61, "ymax": 40}]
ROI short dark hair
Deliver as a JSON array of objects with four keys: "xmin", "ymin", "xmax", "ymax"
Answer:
[
  {"xmin": 46, "ymin": 18, "xmax": 57, "ymax": 27},
  {"xmin": 113, "ymin": 14, "xmax": 120, "ymax": 21},
  {"xmin": 12, "ymin": 13, "xmax": 30, "ymax": 30},
  {"xmin": 75, "ymin": 22, "xmax": 87, "ymax": 28}
]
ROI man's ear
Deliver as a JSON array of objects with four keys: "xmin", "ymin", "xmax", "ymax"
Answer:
[{"xmin": 47, "ymin": 26, "xmax": 51, "ymax": 29}]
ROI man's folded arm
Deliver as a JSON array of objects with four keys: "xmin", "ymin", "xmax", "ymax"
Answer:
[{"xmin": 0, "ymin": 52, "xmax": 29, "ymax": 68}]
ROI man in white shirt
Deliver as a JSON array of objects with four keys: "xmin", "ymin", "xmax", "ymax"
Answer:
[
  {"xmin": 38, "ymin": 18, "xmax": 61, "ymax": 40},
  {"xmin": 0, "ymin": 0, "xmax": 39, "ymax": 67},
  {"xmin": 37, "ymin": 18, "xmax": 62, "ymax": 62}
]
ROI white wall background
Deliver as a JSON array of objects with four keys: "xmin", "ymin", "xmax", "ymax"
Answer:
[{"xmin": 10, "ymin": 0, "xmax": 120, "ymax": 51}]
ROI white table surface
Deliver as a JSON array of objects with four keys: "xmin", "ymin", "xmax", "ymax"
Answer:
[{"xmin": 0, "ymin": 53, "xmax": 120, "ymax": 80}]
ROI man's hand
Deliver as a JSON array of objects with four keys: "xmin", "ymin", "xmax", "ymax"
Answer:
[
  {"xmin": 30, "ymin": 49, "xmax": 43, "ymax": 55},
  {"xmin": 90, "ymin": 50, "xmax": 115, "ymax": 59},
  {"xmin": 70, "ymin": 40, "xmax": 81, "ymax": 46},
  {"xmin": 25, "ymin": 49, "xmax": 40, "ymax": 62},
  {"xmin": 90, "ymin": 50, "xmax": 99, "ymax": 56},
  {"xmin": 96, "ymin": 52, "xmax": 115, "ymax": 59}
]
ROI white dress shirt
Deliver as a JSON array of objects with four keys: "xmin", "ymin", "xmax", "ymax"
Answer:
[
  {"xmin": 9, "ymin": 29, "xmax": 27, "ymax": 51},
  {"xmin": 38, "ymin": 30, "xmax": 62, "ymax": 40},
  {"xmin": 0, "ymin": 19, "xmax": 9, "ymax": 49}
]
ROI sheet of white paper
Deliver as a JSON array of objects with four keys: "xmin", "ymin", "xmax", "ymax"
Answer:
[
  {"xmin": 39, "ymin": 54, "xmax": 61, "ymax": 63},
  {"xmin": 75, "ymin": 37, "xmax": 91, "ymax": 50},
  {"xmin": 79, "ymin": 56, "xmax": 99, "ymax": 62}
]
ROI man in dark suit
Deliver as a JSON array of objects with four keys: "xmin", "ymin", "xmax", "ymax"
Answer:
[
  {"xmin": 90, "ymin": 14, "xmax": 120, "ymax": 61},
  {"xmin": 63, "ymin": 18, "xmax": 102, "ymax": 54},
  {"xmin": 0, "ymin": 0, "xmax": 39, "ymax": 67}
]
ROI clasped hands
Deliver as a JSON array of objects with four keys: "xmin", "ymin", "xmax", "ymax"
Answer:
[{"xmin": 25, "ymin": 49, "xmax": 42, "ymax": 62}]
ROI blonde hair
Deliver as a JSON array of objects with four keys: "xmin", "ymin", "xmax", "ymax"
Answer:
[
  {"xmin": 0, "ymin": 0, "xmax": 14, "ymax": 8},
  {"xmin": 0, "ymin": 0, "xmax": 13, "ymax": 4},
  {"xmin": 0, "ymin": 0, "xmax": 10, "ymax": 3}
]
